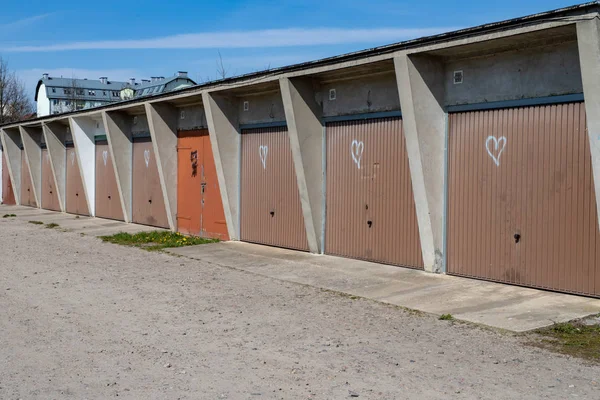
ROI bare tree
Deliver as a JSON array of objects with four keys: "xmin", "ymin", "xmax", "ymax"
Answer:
[
  {"xmin": 61, "ymin": 76, "xmax": 85, "ymax": 113},
  {"xmin": 0, "ymin": 57, "xmax": 34, "ymax": 124},
  {"xmin": 216, "ymin": 51, "xmax": 229, "ymax": 80}
]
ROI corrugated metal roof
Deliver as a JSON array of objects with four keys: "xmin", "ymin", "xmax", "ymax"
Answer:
[{"xmin": 133, "ymin": 76, "xmax": 196, "ymax": 98}]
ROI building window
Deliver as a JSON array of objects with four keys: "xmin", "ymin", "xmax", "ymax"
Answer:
[
  {"xmin": 52, "ymin": 88, "xmax": 56, "ymax": 93},
  {"xmin": 65, "ymin": 101, "xmax": 71, "ymax": 106},
  {"xmin": 88, "ymin": 90, "xmax": 96, "ymax": 96},
  {"xmin": 52, "ymin": 99, "xmax": 58, "ymax": 105},
  {"xmin": 103, "ymin": 91, "xmax": 107, "ymax": 96},
  {"xmin": 77, "ymin": 89, "xmax": 84, "ymax": 96},
  {"xmin": 64, "ymin": 88, "xmax": 72, "ymax": 95},
  {"xmin": 112, "ymin": 91, "xmax": 119, "ymax": 97}
]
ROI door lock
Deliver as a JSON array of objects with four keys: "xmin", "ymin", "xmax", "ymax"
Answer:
[
  {"xmin": 514, "ymin": 233, "xmax": 521, "ymax": 244},
  {"xmin": 367, "ymin": 220, "xmax": 373, "ymax": 228},
  {"xmin": 270, "ymin": 210, "xmax": 275, "ymax": 217}
]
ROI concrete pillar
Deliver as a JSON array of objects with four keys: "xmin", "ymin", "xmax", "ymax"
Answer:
[
  {"xmin": 19, "ymin": 126, "xmax": 43, "ymax": 208},
  {"xmin": 577, "ymin": 17, "xmax": 600, "ymax": 233},
  {"xmin": 0, "ymin": 128, "xmax": 22, "ymax": 204},
  {"xmin": 68, "ymin": 116, "xmax": 97, "ymax": 216},
  {"xmin": 202, "ymin": 92, "xmax": 240, "ymax": 240},
  {"xmin": 280, "ymin": 77, "xmax": 324, "ymax": 253},
  {"xmin": 102, "ymin": 111, "xmax": 133, "ymax": 222},
  {"xmin": 42, "ymin": 122, "xmax": 67, "ymax": 212},
  {"xmin": 145, "ymin": 102, "xmax": 178, "ymax": 231},
  {"xmin": 394, "ymin": 53, "xmax": 446, "ymax": 273},
  {"xmin": 0, "ymin": 145, "xmax": 3, "ymax": 201}
]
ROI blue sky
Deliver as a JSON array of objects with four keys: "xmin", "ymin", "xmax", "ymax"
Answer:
[{"xmin": 0, "ymin": 0, "xmax": 583, "ymax": 99}]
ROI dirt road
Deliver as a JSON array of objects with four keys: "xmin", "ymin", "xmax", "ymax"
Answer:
[{"xmin": 0, "ymin": 218, "xmax": 599, "ymax": 399}]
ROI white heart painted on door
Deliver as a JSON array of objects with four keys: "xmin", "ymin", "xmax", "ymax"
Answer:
[
  {"xmin": 144, "ymin": 149, "xmax": 150, "ymax": 168},
  {"xmin": 70, "ymin": 151, "xmax": 76, "ymax": 165},
  {"xmin": 350, "ymin": 140, "xmax": 364, "ymax": 169},
  {"xmin": 259, "ymin": 145, "xmax": 268, "ymax": 170},
  {"xmin": 102, "ymin": 150, "xmax": 108, "ymax": 166},
  {"xmin": 485, "ymin": 136, "xmax": 507, "ymax": 167}
]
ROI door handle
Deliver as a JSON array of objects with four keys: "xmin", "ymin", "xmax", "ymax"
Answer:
[
  {"xmin": 270, "ymin": 210, "xmax": 275, "ymax": 217},
  {"xmin": 514, "ymin": 233, "xmax": 521, "ymax": 244},
  {"xmin": 367, "ymin": 220, "xmax": 373, "ymax": 228}
]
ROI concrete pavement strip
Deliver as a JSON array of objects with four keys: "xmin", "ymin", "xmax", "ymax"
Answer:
[{"xmin": 167, "ymin": 241, "xmax": 600, "ymax": 333}]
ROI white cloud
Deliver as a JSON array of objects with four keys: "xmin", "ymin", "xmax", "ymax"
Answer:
[
  {"xmin": 3, "ymin": 27, "xmax": 459, "ymax": 52},
  {"xmin": 0, "ymin": 13, "xmax": 54, "ymax": 30}
]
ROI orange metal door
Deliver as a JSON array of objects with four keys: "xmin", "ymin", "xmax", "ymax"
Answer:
[
  {"xmin": 448, "ymin": 103, "xmax": 600, "ymax": 297},
  {"xmin": 66, "ymin": 146, "xmax": 89, "ymax": 216},
  {"xmin": 240, "ymin": 126, "xmax": 308, "ymax": 251},
  {"xmin": 95, "ymin": 141, "xmax": 124, "ymax": 221},
  {"xmin": 325, "ymin": 117, "xmax": 423, "ymax": 268},
  {"xmin": 177, "ymin": 130, "xmax": 229, "ymax": 239},
  {"xmin": 1, "ymin": 152, "xmax": 16, "ymax": 205},
  {"xmin": 201, "ymin": 131, "xmax": 229, "ymax": 240},
  {"xmin": 20, "ymin": 149, "xmax": 36, "ymax": 208},
  {"xmin": 177, "ymin": 131, "xmax": 202, "ymax": 235},
  {"xmin": 41, "ymin": 149, "xmax": 60, "ymax": 211},
  {"xmin": 132, "ymin": 138, "xmax": 169, "ymax": 228}
]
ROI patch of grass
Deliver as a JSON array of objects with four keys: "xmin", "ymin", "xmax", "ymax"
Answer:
[
  {"xmin": 45, "ymin": 223, "xmax": 59, "ymax": 229},
  {"xmin": 2, "ymin": 214, "xmax": 16, "ymax": 218},
  {"xmin": 530, "ymin": 321, "xmax": 600, "ymax": 363},
  {"xmin": 28, "ymin": 220, "xmax": 44, "ymax": 225},
  {"xmin": 99, "ymin": 231, "xmax": 218, "ymax": 252},
  {"xmin": 439, "ymin": 314, "xmax": 454, "ymax": 321}
]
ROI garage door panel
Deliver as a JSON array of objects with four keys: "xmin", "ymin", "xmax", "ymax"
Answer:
[
  {"xmin": 95, "ymin": 141, "xmax": 124, "ymax": 221},
  {"xmin": 66, "ymin": 147, "xmax": 89, "ymax": 216},
  {"xmin": 132, "ymin": 138, "xmax": 169, "ymax": 229},
  {"xmin": 41, "ymin": 149, "xmax": 60, "ymax": 211},
  {"xmin": 448, "ymin": 103, "xmax": 600, "ymax": 297},
  {"xmin": 2, "ymin": 152, "xmax": 16, "ymax": 205},
  {"xmin": 325, "ymin": 118, "xmax": 423, "ymax": 269},
  {"xmin": 21, "ymin": 150, "xmax": 36, "ymax": 208},
  {"xmin": 240, "ymin": 126, "xmax": 308, "ymax": 251}
]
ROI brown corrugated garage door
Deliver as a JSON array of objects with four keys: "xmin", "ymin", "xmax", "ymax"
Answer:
[
  {"xmin": 132, "ymin": 137, "xmax": 169, "ymax": 228},
  {"xmin": 20, "ymin": 149, "xmax": 36, "ymax": 207},
  {"xmin": 1, "ymin": 151, "xmax": 15, "ymax": 205},
  {"xmin": 325, "ymin": 117, "xmax": 423, "ymax": 268},
  {"xmin": 41, "ymin": 148, "xmax": 60, "ymax": 211},
  {"xmin": 177, "ymin": 129, "xmax": 228, "ymax": 239},
  {"xmin": 66, "ymin": 145, "xmax": 89, "ymax": 216},
  {"xmin": 240, "ymin": 126, "xmax": 308, "ymax": 251},
  {"xmin": 95, "ymin": 140, "xmax": 124, "ymax": 221},
  {"xmin": 448, "ymin": 102, "xmax": 600, "ymax": 297}
]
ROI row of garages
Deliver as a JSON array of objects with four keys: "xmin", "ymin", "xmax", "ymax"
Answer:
[
  {"xmin": 1, "ymin": 3, "xmax": 600, "ymax": 299},
  {"xmin": 2, "ymin": 101, "xmax": 598, "ymax": 297}
]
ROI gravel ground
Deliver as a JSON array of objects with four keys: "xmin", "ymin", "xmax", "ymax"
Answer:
[{"xmin": 0, "ymin": 218, "xmax": 599, "ymax": 400}]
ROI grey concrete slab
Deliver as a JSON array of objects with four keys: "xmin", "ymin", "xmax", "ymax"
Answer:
[
  {"xmin": 0, "ymin": 204, "xmax": 166, "ymax": 237},
  {"xmin": 167, "ymin": 241, "xmax": 600, "ymax": 332}
]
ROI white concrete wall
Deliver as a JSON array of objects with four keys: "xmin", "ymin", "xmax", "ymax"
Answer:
[
  {"xmin": 0, "ymin": 147, "xmax": 3, "ymax": 201},
  {"xmin": 69, "ymin": 117, "xmax": 97, "ymax": 216},
  {"xmin": 37, "ymin": 84, "xmax": 50, "ymax": 117}
]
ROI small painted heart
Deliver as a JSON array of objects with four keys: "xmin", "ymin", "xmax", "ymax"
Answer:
[
  {"xmin": 259, "ymin": 145, "xmax": 268, "ymax": 170},
  {"xmin": 485, "ymin": 136, "xmax": 506, "ymax": 167},
  {"xmin": 144, "ymin": 149, "xmax": 150, "ymax": 168},
  {"xmin": 350, "ymin": 140, "xmax": 364, "ymax": 169}
]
